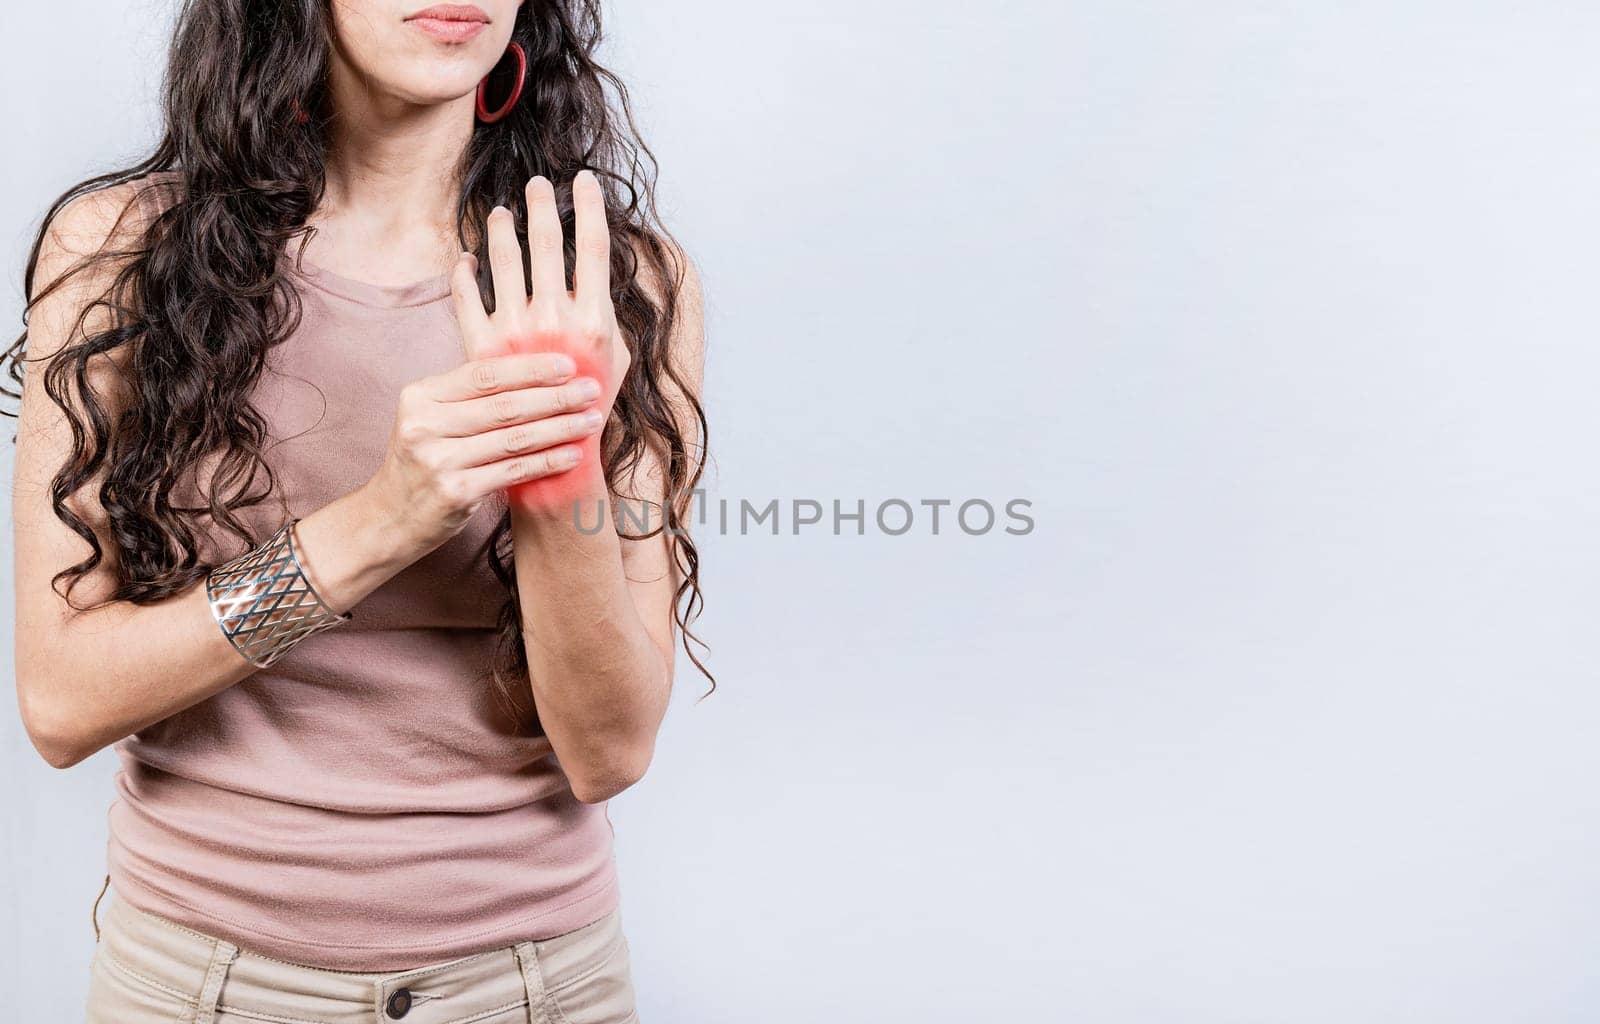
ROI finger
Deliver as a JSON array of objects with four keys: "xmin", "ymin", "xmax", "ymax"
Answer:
[
  {"xmin": 437, "ymin": 409, "xmax": 605, "ymax": 470},
  {"xmin": 571, "ymin": 170, "xmax": 611, "ymax": 309},
  {"xmin": 456, "ymin": 444, "xmax": 585, "ymax": 499},
  {"xmin": 524, "ymin": 175, "xmax": 568, "ymax": 314},
  {"xmin": 438, "ymin": 376, "xmax": 603, "ymax": 437},
  {"xmin": 450, "ymin": 253, "xmax": 493, "ymax": 358},
  {"xmin": 418, "ymin": 352, "xmax": 577, "ymax": 403},
  {"xmin": 485, "ymin": 205, "xmax": 528, "ymax": 319}
]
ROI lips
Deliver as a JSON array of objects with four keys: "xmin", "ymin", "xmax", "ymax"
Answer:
[{"xmin": 405, "ymin": 4, "xmax": 490, "ymax": 43}]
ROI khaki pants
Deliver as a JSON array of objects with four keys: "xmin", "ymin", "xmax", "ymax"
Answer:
[{"xmin": 83, "ymin": 877, "xmax": 638, "ymax": 1023}]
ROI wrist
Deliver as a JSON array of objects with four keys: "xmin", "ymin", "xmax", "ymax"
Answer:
[
  {"xmin": 507, "ymin": 435, "xmax": 611, "ymax": 528},
  {"xmin": 352, "ymin": 475, "xmax": 445, "ymax": 559},
  {"xmin": 280, "ymin": 501, "xmax": 392, "ymax": 617}
]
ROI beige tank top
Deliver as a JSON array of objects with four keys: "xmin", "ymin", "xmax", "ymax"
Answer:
[{"xmin": 104, "ymin": 191, "xmax": 618, "ymax": 969}]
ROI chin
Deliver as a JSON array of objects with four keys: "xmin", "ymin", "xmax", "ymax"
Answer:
[
  {"xmin": 395, "ymin": 77, "xmax": 484, "ymax": 106},
  {"xmin": 376, "ymin": 59, "xmax": 490, "ymax": 106},
  {"xmin": 364, "ymin": 30, "xmax": 499, "ymax": 102}
]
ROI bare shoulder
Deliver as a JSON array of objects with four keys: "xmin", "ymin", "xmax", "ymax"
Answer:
[
  {"xmin": 626, "ymin": 231, "xmax": 698, "ymax": 308},
  {"xmin": 29, "ymin": 174, "xmax": 177, "ymax": 362},
  {"xmin": 33, "ymin": 173, "xmax": 180, "ymax": 300},
  {"xmin": 22, "ymin": 174, "xmax": 182, "ymax": 423},
  {"xmin": 36, "ymin": 181, "xmax": 143, "ymax": 289}
]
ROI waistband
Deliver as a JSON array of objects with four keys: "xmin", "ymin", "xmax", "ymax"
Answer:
[{"xmin": 95, "ymin": 881, "xmax": 623, "ymax": 1023}]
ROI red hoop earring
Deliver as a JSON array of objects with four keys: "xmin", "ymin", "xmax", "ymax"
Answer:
[{"xmin": 476, "ymin": 42, "xmax": 527, "ymax": 124}]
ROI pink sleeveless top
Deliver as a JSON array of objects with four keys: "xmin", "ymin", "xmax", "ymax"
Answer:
[{"xmin": 105, "ymin": 196, "xmax": 618, "ymax": 970}]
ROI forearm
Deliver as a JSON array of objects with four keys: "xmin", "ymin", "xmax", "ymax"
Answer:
[
  {"xmin": 509, "ymin": 467, "xmax": 671, "ymax": 803},
  {"xmin": 18, "ymin": 484, "xmax": 420, "ymax": 768}
]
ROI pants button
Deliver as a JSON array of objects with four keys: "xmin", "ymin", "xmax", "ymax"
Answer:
[{"xmin": 385, "ymin": 986, "xmax": 413, "ymax": 1019}]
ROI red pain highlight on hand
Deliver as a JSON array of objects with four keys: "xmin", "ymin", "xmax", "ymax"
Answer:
[{"xmin": 499, "ymin": 335, "xmax": 610, "ymax": 513}]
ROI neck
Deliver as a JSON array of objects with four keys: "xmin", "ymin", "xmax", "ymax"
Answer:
[{"xmin": 312, "ymin": 59, "xmax": 478, "ymax": 274}]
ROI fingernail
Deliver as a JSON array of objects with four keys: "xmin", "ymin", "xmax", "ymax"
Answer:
[
  {"xmin": 582, "ymin": 410, "xmax": 604, "ymax": 429},
  {"xmin": 551, "ymin": 354, "xmax": 576, "ymax": 376},
  {"xmin": 577, "ymin": 378, "xmax": 602, "ymax": 399},
  {"xmin": 556, "ymin": 447, "xmax": 582, "ymax": 468}
]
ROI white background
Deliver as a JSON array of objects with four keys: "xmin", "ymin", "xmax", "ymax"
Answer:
[{"xmin": 6, "ymin": 2, "xmax": 1600, "ymax": 1021}]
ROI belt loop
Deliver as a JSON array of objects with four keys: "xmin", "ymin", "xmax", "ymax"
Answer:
[
  {"xmin": 513, "ymin": 940, "xmax": 556, "ymax": 1024},
  {"xmin": 193, "ymin": 936, "xmax": 240, "ymax": 1024},
  {"xmin": 90, "ymin": 873, "xmax": 111, "ymax": 943}
]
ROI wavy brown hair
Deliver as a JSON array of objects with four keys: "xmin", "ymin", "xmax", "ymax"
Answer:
[{"xmin": 1, "ymin": 0, "xmax": 711, "ymax": 725}]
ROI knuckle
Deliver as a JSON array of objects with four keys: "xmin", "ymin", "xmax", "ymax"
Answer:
[
  {"xmin": 436, "ymin": 475, "xmax": 471, "ymax": 508},
  {"xmin": 558, "ymin": 412, "xmax": 586, "ymax": 439},
  {"xmin": 532, "ymin": 231, "xmax": 562, "ymax": 253},
  {"xmin": 396, "ymin": 418, "xmax": 429, "ymax": 448},
  {"xmin": 533, "ymin": 450, "xmax": 562, "ymax": 477},
  {"xmin": 413, "ymin": 443, "xmax": 446, "ymax": 473},
  {"xmin": 397, "ymin": 382, "xmax": 427, "ymax": 416},
  {"xmin": 541, "ymin": 355, "xmax": 572, "ymax": 382},
  {"xmin": 469, "ymin": 360, "xmax": 498, "ymax": 393},
  {"xmin": 503, "ymin": 425, "xmax": 532, "ymax": 455},
  {"xmin": 504, "ymin": 456, "xmax": 534, "ymax": 482},
  {"xmin": 490, "ymin": 392, "xmax": 520, "ymax": 425}
]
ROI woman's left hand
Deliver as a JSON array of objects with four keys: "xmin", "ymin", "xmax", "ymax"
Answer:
[{"xmin": 450, "ymin": 170, "xmax": 630, "ymax": 510}]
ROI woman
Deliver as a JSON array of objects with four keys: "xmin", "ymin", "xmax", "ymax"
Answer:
[{"xmin": 5, "ymin": 0, "xmax": 708, "ymax": 1020}]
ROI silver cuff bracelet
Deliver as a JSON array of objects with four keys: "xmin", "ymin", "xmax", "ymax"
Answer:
[{"xmin": 205, "ymin": 518, "xmax": 352, "ymax": 669}]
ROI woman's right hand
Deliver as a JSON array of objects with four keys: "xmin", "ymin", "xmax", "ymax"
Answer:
[{"xmin": 361, "ymin": 340, "xmax": 607, "ymax": 555}]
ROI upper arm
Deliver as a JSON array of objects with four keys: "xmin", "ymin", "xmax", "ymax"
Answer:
[
  {"xmin": 614, "ymin": 239, "xmax": 707, "ymax": 678},
  {"xmin": 13, "ymin": 183, "xmax": 146, "ymax": 642}
]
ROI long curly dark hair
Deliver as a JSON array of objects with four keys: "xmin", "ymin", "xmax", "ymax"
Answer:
[{"xmin": 0, "ymin": 0, "xmax": 711, "ymax": 723}]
